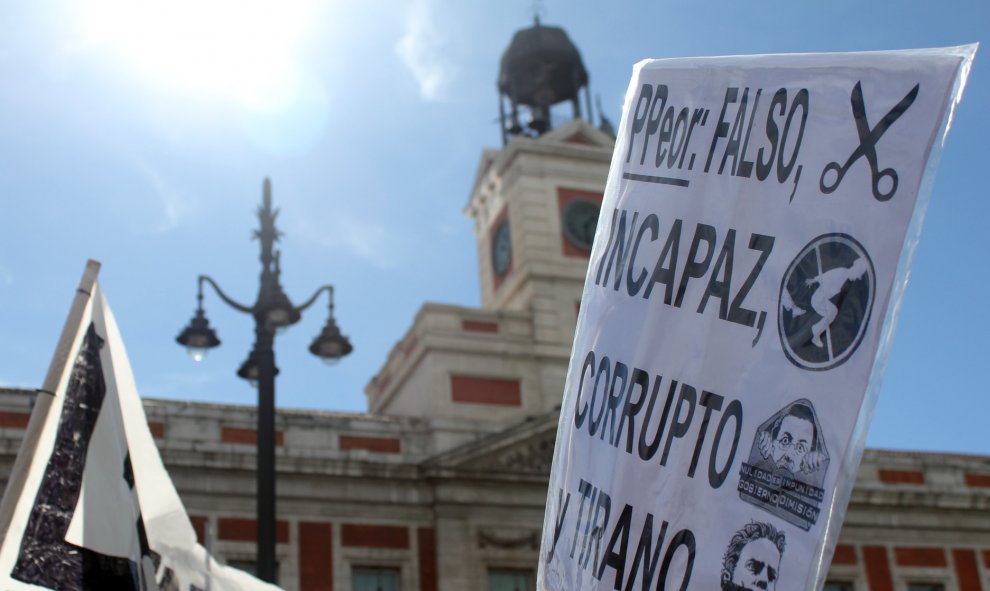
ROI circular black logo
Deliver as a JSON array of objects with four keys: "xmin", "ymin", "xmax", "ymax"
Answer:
[{"xmin": 778, "ymin": 234, "xmax": 875, "ymax": 370}]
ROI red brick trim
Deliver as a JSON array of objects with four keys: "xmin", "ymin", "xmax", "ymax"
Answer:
[
  {"xmin": 450, "ymin": 375, "xmax": 522, "ymax": 406},
  {"xmin": 833, "ymin": 544, "xmax": 857, "ymax": 565},
  {"xmin": 189, "ymin": 515, "xmax": 207, "ymax": 544},
  {"xmin": 558, "ymin": 188, "xmax": 604, "ymax": 258},
  {"xmin": 148, "ymin": 421, "xmax": 165, "ymax": 438},
  {"xmin": 895, "ymin": 547, "xmax": 947, "ymax": 567},
  {"xmin": 299, "ymin": 522, "xmax": 333, "ymax": 591},
  {"xmin": 418, "ymin": 528, "xmax": 437, "ymax": 591},
  {"xmin": 564, "ymin": 132, "xmax": 595, "ymax": 145},
  {"xmin": 964, "ymin": 473, "xmax": 990, "ymax": 488},
  {"xmin": 341, "ymin": 524, "xmax": 409, "ymax": 549},
  {"xmin": 982, "ymin": 550, "xmax": 990, "ymax": 568},
  {"xmin": 878, "ymin": 469, "xmax": 925, "ymax": 484},
  {"xmin": 221, "ymin": 427, "xmax": 284, "ymax": 447},
  {"xmin": 863, "ymin": 546, "xmax": 894, "ymax": 591},
  {"xmin": 218, "ymin": 517, "xmax": 289, "ymax": 544},
  {"xmin": 952, "ymin": 549, "xmax": 982, "ymax": 591},
  {"xmin": 339, "ymin": 435, "xmax": 401, "ymax": 454},
  {"xmin": 462, "ymin": 320, "xmax": 499, "ymax": 333},
  {"xmin": 0, "ymin": 411, "xmax": 30, "ymax": 429}
]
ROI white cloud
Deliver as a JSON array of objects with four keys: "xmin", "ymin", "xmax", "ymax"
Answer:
[
  {"xmin": 294, "ymin": 213, "xmax": 396, "ymax": 270},
  {"xmin": 135, "ymin": 160, "xmax": 198, "ymax": 233},
  {"xmin": 395, "ymin": 0, "xmax": 455, "ymax": 102}
]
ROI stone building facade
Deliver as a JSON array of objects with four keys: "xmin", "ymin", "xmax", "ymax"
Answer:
[
  {"xmin": 0, "ymin": 385, "xmax": 987, "ymax": 591},
  {"xmin": 1, "ymin": 23, "xmax": 989, "ymax": 591}
]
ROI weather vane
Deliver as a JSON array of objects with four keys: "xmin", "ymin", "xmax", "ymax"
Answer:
[{"xmin": 531, "ymin": 0, "xmax": 546, "ymax": 24}]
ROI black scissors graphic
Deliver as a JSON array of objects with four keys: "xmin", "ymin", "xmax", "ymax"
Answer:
[{"xmin": 819, "ymin": 81, "xmax": 920, "ymax": 201}]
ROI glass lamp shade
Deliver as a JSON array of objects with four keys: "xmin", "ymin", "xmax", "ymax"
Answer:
[
  {"xmin": 236, "ymin": 350, "xmax": 280, "ymax": 386},
  {"xmin": 265, "ymin": 287, "xmax": 301, "ymax": 330},
  {"xmin": 309, "ymin": 317, "xmax": 353, "ymax": 364},
  {"xmin": 176, "ymin": 309, "xmax": 220, "ymax": 362}
]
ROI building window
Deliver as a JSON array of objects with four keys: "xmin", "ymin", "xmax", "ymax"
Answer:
[
  {"xmin": 226, "ymin": 559, "xmax": 280, "ymax": 581},
  {"xmin": 823, "ymin": 581, "xmax": 853, "ymax": 591},
  {"xmin": 488, "ymin": 569, "xmax": 533, "ymax": 591},
  {"xmin": 907, "ymin": 584, "xmax": 944, "ymax": 591},
  {"xmin": 352, "ymin": 566, "xmax": 400, "ymax": 591}
]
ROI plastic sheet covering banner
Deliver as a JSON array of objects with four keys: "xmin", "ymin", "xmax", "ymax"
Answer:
[
  {"xmin": 538, "ymin": 46, "xmax": 975, "ymax": 591},
  {"xmin": 0, "ymin": 282, "xmax": 281, "ymax": 591}
]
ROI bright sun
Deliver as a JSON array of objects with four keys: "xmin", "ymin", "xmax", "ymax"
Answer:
[{"xmin": 80, "ymin": 0, "xmax": 316, "ymax": 112}]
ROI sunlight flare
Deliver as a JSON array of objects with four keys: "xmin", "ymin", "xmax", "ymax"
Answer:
[{"xmin": 80, "ymin": 0, "xmax": 316, "ymax": 112}]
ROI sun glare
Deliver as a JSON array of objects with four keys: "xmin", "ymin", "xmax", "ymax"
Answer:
[{"xmin": 81, "ymin": 0, "xmax": 316, "ymax": 112}]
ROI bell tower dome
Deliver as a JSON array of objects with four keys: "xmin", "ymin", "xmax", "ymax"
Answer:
[{"xmin": 497, "ymin": 16, "xmax": 592, "ymax": 143}]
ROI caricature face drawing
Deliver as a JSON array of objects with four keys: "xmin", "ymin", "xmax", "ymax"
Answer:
[
  {"xmin": 758, "ymin": 403, "xmax": 824, "ymax": 476},
  {"xmin": 721, "ymin": 522, "xmax": 785, "ymax": 591},
  {"xmin": 771, "ymin": 414, "xmax": 815, "ymax": 474},
  {"xmin": 733, "ymin": 538, "xmax": 780, "ymax": 591},
  {"xmin": 739, "ymin": 400, "xmax": 830, "ymax": 530}
]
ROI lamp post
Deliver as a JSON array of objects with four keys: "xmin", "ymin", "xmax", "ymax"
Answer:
[{"xmin": 175, "ymin": 178, "xmax": 352, "ymax": 583}]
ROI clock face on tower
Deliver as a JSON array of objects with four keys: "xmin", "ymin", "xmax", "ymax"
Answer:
[
  {"xmin": 561, "ymin": 199, "xmax": 600, "ymax": 252},
  {"xmin": 491, "ymin": 219, "xmax": 512, "ymax": 277}
]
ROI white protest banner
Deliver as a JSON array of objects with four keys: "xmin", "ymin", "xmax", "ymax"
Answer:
[
  {"xmin": 0, "ymin": 262, "xmax": 280, "ymax": 591},
  {"xmin": 538, "ymin": 47, "xmax": 975, "ymax": 591}
]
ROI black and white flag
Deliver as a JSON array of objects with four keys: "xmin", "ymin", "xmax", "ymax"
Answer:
[{"xmin": 0, "ymin": 269, "xmax": 279, "ymax": 591}]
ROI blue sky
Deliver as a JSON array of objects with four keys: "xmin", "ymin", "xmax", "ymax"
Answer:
[{"xmin": 0, "ymin": 0, "xmax": 986, "ymax": 455}]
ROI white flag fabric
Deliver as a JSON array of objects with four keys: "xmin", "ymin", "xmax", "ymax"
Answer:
[
  {"xmin": 0, "ymin": 282, "xmax": 281, "ymax": 591},
  {"xmin": 539, "ymin": 47, "xmax": 974, "ymax": 591}
]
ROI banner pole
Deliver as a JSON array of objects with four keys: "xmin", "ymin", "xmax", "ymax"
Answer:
[{"xmin": 0, "ymin": 259, "xmax": 101, "ymax": 541}]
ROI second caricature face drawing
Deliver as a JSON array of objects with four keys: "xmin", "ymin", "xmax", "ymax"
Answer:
[{"xmin": 721, "ymin": 521, "xmax": 786, "ymax": 591}]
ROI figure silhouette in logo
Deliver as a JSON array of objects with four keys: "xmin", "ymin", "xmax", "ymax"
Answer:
[
  {"xmin": 802, "ymin": 257, "xmax": 869, "ymax": 348},
  {"xmin": 780, "ymin": 289, "xmax": 804, "ymax": 319},
  {"xmin": 778, "ymin": 234, "xmax": 876, "ymax": 370},
  {"xmin": 758, "ymin": 402, "xmax": 825, "ymax": 478},
  {"xmin": 721, "ymin": 522, "xmax": 785, "ymax": 591}
]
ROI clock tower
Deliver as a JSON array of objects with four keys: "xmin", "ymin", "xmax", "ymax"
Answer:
[
  {"xmin": 466, "ymin": 18, "xmax": 615, "ymax": 349},
  {"xmin": 366, "ymin": 19, "xmax": 615, "ymax": 432}
]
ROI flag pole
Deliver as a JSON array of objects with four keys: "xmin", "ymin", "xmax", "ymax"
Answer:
[{"xmin": 0, "ymin": 259, "xmax": 101, "ymax": 541}]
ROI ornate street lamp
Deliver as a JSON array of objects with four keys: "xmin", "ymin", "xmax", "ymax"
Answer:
[{"xmin": 175, "ymin": 178, "xmax": 352, "ymax": 582}]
